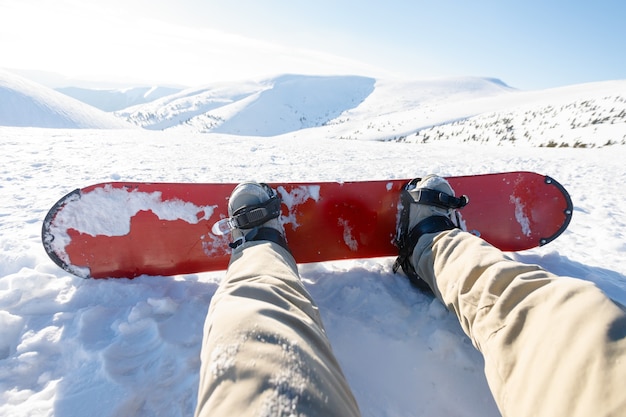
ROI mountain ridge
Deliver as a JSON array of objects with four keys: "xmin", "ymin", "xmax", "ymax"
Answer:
[
  {"xmin": 2, "ymin": 69, "xmax": 625, "ymax": 147},
  {"xmin": 0, "ymin": 70, "xmax": 133, "ymax": 129},
  {"xmin": 56, "ymin": 86, "xmax": 183, "ymax": 112}
]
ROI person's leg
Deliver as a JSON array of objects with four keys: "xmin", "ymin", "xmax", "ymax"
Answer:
[
  {"xmin": 403, "ymin": 177, "xmax": 626, "ymax": 417},
  {"xmin": 195, "ymin": 183, "xmax": 360, "ymax": 417}
]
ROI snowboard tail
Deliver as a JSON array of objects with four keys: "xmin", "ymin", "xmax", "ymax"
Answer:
[{"xmin": 42, "ymin": 172, "xmax": 573, "ymax": 279}]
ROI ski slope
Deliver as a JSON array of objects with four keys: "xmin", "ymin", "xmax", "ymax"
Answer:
[{"xmin": 1, "ymin": 73, "xmax": 626, "ymax": 417}]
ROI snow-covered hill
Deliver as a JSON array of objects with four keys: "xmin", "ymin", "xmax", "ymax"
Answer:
[
  {"xmin": 4, "ymin": 70, "xmax": 626, "ymax": 147},
  {"xmin": 56, "ymin": 86, "xmax": 183, "ymax": 112},
  {"xmin": 115, "ymin": 74, "xmax": 626, "ymax": 147},
  {"xmin": 401, "ymin": 81, "xmax": 626, "ymax": 148},
  {"xmin": 117, "ymin": 75, "xmax": 515, "ymax": 136},
  {"xmin": 118, "ymin": 74, "xmax": 377, "ymax": 135},
  {"xmin": 0, "ymin": 70, "xmax": 133, "ymax": 129},
  {"xmin": 308, "ymin": 78, "xmax": 626, "ymax": 147}
]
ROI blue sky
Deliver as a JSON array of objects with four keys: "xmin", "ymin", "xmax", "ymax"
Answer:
[{"xmin": 1, "ymin": 0, "xmax": 624, "ymax": 90}]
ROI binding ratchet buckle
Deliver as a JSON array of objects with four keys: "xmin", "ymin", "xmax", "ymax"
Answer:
[{"xmin": 212, "ymin": 194, "xmax": 281, "ymax": 236}]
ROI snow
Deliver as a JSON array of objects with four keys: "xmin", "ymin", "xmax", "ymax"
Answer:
[
  {"xmin": 510, "ymin": 196, "xmax": 532, "ymax": 237},
  {"xmin": 0, "ymin": 70, "xmax": 133, "ymax": 129},
  {"xmin": 1, "ymin": 72, "xmax": 626, "ymax": 417},
  {"xmin": 55, "ymin": 86, "xmax": 183, "ymax": 112},
  {"xmin": 113, "ymin": 73, "xmax": 626, "ymax": 148},
  {"xmin": 118, "ymin": 74, "xmax": 377, "ymax": 135},
  {"xmin": 276, "ymin": 185, "xmax": 321, "ymax": 230}
]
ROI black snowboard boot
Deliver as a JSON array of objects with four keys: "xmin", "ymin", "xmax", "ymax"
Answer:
[
  {"xmin": 226, "ymin": 182, "xmax": 289, "ymax": 252},
  {"xmin": 393, "ymin": 175, "xmax": 468, "ymax": 289}
]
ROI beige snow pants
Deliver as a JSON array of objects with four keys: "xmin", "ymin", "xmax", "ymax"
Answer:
[
  {"xmin": 196, "ymin": 230, "xmax": 626, "ymax": 417},
  {"xmin": 194, "ymin": 241, "xmax": 361, "ymax": 417},
  {"xmin": 414, "ymin": 229, "xmax": 626, "ymax": 417}
]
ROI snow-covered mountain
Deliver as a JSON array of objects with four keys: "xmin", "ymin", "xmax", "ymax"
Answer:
[
  {"xmin": 4, "ymin": 70, "xmax": 626, "ymax": 147},
  {"xmin": 114, "ymin": 73, "xmax": 626, "ymax": 147},
  {"xmin": 401, "ymin": 81, "xmax": 626, "ymax": 148},
  {"xmin": 0, "ymin": 70, "xmax": 133, "ymax": 129},
  {"xmin": 301, "ymin": 77, "xmax": 626, "ymax": 147},
  {"xmin": 117, "ymin": 74, "xmax": 377, "ymax": 135},
  {"xmin": 56, "ymin": 86, "xmax": 183, "ymax": 112},
  {"xmin": 116, "ymin": 74, "xmax": 516, "ymax": 136}
]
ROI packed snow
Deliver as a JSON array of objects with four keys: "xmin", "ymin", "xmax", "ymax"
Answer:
[{"xmin": 1, "ymin": 71, "xmax": 626, "ymax": 417}]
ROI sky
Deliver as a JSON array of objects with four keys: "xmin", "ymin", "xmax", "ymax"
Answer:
[{"xmin": 0, "ymin": 0, "xmax": 624, "ymax": 90}]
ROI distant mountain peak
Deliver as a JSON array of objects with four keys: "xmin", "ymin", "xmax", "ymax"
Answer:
[
  {"xmin": 118, "ymin": 74, "xmax": 377, "ymax": 136},
  {"xmin": 56, "ymin": 86, "xmax": 184, "ymax": 112},
  {"xmin": 0, "ymin": 70, "xmax": 133, "ymax": 129}
]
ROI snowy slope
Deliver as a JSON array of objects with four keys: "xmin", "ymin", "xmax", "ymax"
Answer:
[
  {"xmin": 118, "ymin": 74, "xmax": 376, "ymax": 135},
  {"xmin": 118, "ymin": 74, "xmax": 507, "ymax": 135},
  {"xmin": 116, "ymin": 79, "xmax": 268, "ymax": 130},
  {"xmin": 195, "ymin": 74, "xmax": 376, "ymax": 136},
  {"xmin": 0, "ymin": 70, "xmax": 133, "ymax": 129},
  {"xmin": 56, "ymin": 86, "xmax": 184, "ymax": 112},
  {"xmin": 308, "ymin": 78, "xmax": 626, "ymax": 145},
  {"xmin": 1, "ymin": 76, "xmax": 626, "ymax": 417},
  {"xmin": 403, "ymin": 80, "xmax": 626, "ymax": 147},
  {"xmin": 116, "ymin": 74, "xmax": 626, "ymax": 148}
]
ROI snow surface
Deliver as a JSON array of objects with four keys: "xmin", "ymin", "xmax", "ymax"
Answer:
[{"xmin": 1, "ymin": 74, "xmax": 626, "ymax": 417}]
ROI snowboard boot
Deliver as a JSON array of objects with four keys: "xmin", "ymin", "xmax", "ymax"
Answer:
[
  {"xmin": 393, "ymin": 175, "xmax": 468, "ymax": 289},
  {"xmin": 226, "ymin": 182, "xmax": 290, "ymax": 252}
]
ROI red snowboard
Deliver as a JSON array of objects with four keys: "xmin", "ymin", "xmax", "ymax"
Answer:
[{"xmin": 42, "ymin": 172, "xmax": 573, "ymax": 279}]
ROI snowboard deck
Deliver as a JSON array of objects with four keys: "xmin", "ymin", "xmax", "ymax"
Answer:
[{"xmin": 42, "ymin": 172, "xmax": 573, "ymax": 279}]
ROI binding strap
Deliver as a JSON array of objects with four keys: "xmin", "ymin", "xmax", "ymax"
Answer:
[
  {"xmin": 228, "ymin": 186, "xmax": 290, "ymax": 253},
  {"xmin": 393, "ymin": 178, "xmax": 468, "ymax": 290},
  {"xmin": 393, "ymin": 216, "xmax": 456, "ymax": 290},
  {"xmin": 229, "ymin": 226, "xmax": 291, "ymax": 253},
  {"xmin": 230, "ymin": 194, "xmax": 282, "ymax": 230},
  {"xmin": 405, "ymin": 179, "xmax": 468, "ymax": 210}
]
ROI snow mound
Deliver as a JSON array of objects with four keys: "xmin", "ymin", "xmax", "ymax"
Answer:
[{"xmin": 0, "ymin": 70, "xmax": 133, "ymax": 129}]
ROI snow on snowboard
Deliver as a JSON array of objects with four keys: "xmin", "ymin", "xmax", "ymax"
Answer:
[{"xmin": 42, "ymin": 172, "xmax": 573, "ymax": 279}]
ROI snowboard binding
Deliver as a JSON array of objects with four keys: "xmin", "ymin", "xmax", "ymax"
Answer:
[
  {"xmin": 393, "ymin": 177, "xmax": 469, "ymax": 290},
  {"xmin": 212, "ymin": 182, "xmax": 289, "ymax": 251}
]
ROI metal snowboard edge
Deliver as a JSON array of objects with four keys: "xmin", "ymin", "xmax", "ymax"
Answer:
[
  {"xmin": 539, "ymin": 175, "xmax": 573, "ymax": 246},
  {"xmin": 41, "ymin": 188, "xmax": 88, "ymax": 277}
]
